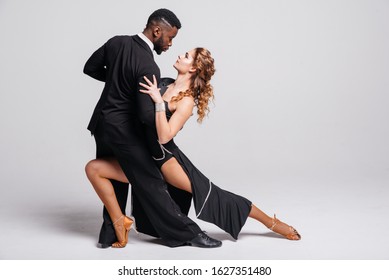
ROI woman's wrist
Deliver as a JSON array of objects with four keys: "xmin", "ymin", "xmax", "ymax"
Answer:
[{"xmin": 155, "ymin": 102, "xmax": 166, "ymax": 112}]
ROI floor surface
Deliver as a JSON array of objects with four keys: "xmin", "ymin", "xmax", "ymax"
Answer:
[{"xmin": 1, "ymin": 178, "xmax": 388, "ymax": 260}]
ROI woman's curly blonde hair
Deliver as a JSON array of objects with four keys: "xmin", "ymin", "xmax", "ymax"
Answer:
[{"xmin": 171, "ymin": 48, "xmax": 215, "ymax": 123}]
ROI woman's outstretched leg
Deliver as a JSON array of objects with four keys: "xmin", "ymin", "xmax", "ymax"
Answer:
[
  {"xmin": 161, "ymin": 158, "xmax": 300, "ymax": 240},
  {"xmin": 85, "ymin": 158, "xmax": 133, "ymax": 247},
  {"xmin": 248, "ymin": 204, "xmax": 273, "ymax": 227},
  {"xmin": 249, "ymin": 204, "xmax": 301, "ymax": 240},
  {"xmin": 161, "ymin": 158, "xmax": 301, "ymax": 240}
]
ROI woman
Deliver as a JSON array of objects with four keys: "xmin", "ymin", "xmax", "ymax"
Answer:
[{"xmin": 85, "ymin": 48, "xmax": 301, "ymax": 248}]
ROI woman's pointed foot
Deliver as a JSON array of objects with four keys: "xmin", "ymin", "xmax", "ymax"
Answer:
[
  {"xmin": 111, "ymin": 215, "xmax": 133, "ymax": 248},
  {"xmin": 268, "ymin": 214, "xmax": 301, "ymax": 240}
]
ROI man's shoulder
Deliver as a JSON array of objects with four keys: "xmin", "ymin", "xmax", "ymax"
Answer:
[
  {"xmin": 106, "ymin": 35, "xmax": 135, "ymax": 45},
  {"xmin": 106, "ymin": 35, "xmax": 150, "ymax": 51}
]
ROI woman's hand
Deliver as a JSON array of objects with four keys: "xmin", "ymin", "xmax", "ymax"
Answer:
[{"xmin": 139, "ymin": 75, "xmax": 164, "ymax": 104}]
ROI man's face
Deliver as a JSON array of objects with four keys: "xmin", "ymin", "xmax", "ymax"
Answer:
[{"xmin": 154, "ymin": 26, "xmax": 178, "ymax": 55}]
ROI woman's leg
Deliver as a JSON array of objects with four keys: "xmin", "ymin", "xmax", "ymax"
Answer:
[
  {"xmin": 161, "ymin": 158, "xmax": 273, "ymax": 227},
  {"xmin": 85, "ymin": 158, "xmax": 134, "ymax": 247},
  {"xmin": 249, "ymin": 204, "xmax": 273, "ymax": 228},
  {"xmin": 160, "ymin": 158, "xmax": 300, "ymax": 240},
  {"xmin": 161, "ymin": 158, "xmax": 274, "ymax": 226},
  {"xmin": 85, "ymin": 158, "xmax": 129, "ymax": 227},
  {"xmin": 160, "ymin": 157, "xmax": 193, "ymax": 193},
  {"xmin": 250, "ymin": 204, "xmax": 300, "ymax": 240}
]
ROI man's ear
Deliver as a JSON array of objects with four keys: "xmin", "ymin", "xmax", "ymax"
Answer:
[{"xmin": 153, "ymin": 26, "xmax": 162, "ymax": 38}]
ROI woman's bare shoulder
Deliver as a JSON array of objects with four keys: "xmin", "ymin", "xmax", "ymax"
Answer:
[{"xmin": 175, "ymin": 96, "xmax": 195, "ymax": 115}]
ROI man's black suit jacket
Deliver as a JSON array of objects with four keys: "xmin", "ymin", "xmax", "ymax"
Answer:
[{"xmin": 84, "ymin": 35, "xmax": 159, "ymax": 141}]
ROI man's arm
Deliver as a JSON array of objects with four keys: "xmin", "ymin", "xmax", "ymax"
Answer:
[
  {"xmin": 136, "ymin": 72, "xmax": 161, "ymax": 127},
  {"xmin": 83, "ymin": 44, "xmax": 107, "ymax": 82}
]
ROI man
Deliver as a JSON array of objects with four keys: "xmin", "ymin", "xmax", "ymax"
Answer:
[{"xmin": 83, "ymin": 8, "xmax": 221, "ymax": 248}]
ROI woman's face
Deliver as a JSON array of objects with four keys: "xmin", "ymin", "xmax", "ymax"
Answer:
[{"xmin": 174, "ymin": 49, "xmax": 196, "ymax": 74}]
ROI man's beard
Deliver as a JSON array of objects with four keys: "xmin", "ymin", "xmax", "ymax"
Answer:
[{"xmin": 154, "ymin": 37, "xmax": 164, "ymax": 55}]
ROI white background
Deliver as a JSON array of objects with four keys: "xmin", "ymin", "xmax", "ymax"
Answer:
[{"xmin": 0, "ymin": 0, "xmax": 388, "ymax": 261}]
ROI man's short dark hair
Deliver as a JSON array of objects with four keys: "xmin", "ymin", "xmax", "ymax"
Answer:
[{"xmin": 147, "ymin": 8, "xmax": 182, "ymax": 29}]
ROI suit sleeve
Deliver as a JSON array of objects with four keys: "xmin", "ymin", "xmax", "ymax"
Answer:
[
  {"xmin": 83, "ymin": 43, "xmax": 107, "ymax": 82},
  {"xmin": 136, "ymin": 71, "xmax": 161, "ymax": 127}
]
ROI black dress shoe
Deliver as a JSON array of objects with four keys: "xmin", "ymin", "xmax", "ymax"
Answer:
[
  {"xmin": 97, "ymin": 243, "xmax": 111, "ymax": 249},
  {"xmin": 185, "ymin": 232, "xmax": 222, "ymax": 248}
]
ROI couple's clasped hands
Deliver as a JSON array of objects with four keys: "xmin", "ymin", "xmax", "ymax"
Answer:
[{"xmin": 139, "ymin": 75, "xmax": 163, "ymax": 104}]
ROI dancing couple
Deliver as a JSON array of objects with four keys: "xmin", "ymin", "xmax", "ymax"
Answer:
[{"xmin": 83, "ymin": 8, "xmax": 300, "ymax": 249}]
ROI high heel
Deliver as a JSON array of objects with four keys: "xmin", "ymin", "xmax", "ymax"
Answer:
[
  {"xmin": 268, "ymin": 214, "xmax": 301, "ymax": 240},
  {"xmin": 112, "ymin": 215, "xmax": 133, "ymax": 248}
]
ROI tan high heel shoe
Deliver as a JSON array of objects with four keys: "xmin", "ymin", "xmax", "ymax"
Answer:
[
  {"xmin": 268, "ymin": 214, "xmax": 301, "ymax": 240},
  {"xmin": 112, "ymin": 215, "xmax": 133, "ymax": 248}
]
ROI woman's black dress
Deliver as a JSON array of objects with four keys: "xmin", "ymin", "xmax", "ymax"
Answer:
[{"xmin": 132, "ymin": 79, "xmax": 252, "ymax": 240}]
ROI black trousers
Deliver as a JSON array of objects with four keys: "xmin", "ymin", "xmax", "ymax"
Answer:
[{"xmin": 93, "ymin": 122, "xmax": 202, "ymax": 246}]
